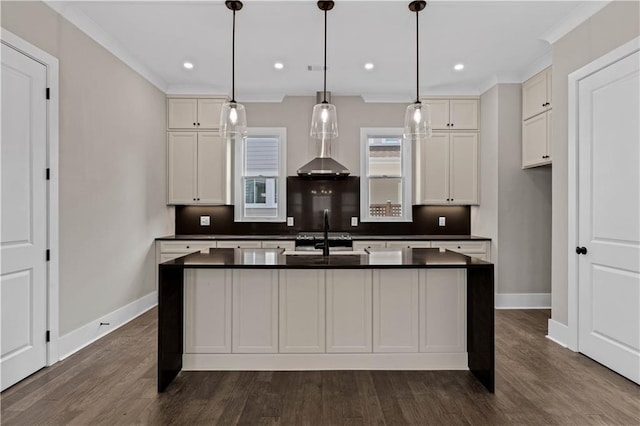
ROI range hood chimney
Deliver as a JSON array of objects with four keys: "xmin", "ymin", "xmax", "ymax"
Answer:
[{"xmin": 296, "ymin": 93, "xmax": 350, "ymax": 179}]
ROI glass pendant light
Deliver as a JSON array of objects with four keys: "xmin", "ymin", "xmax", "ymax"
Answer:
[
  {"xmin": 403, "ymin": 0, "xmax": 431, "ymax": 140},
  {"xmin": 310, "ymin": 1, "xmax": 338, "ymax": 140},
  {"xmin": 220, "ymin": 0, "xmax": 247, "ymax": 138}
]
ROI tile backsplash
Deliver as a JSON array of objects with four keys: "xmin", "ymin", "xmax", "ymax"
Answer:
[{"xmin": 175, "ymin": 204, "xmax": 470, "ymax": 235}]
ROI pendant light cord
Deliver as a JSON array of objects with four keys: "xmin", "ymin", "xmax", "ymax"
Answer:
[
  {"xmin": 415, "ymin": 9, "xmax": 420, "ymax": 104},
  {"xmin": 323, "ymin": 8, "xmax": 328, "ymax": 104},
  {"xmin": 231, "ymin": 8, "xmax": 236, "ymax": 103}
]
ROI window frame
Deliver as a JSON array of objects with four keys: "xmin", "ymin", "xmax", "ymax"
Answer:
[
  {"xmin": 360, "ymin": 127, "xmax": 412, "ymax": 222},
  {"xmin": 234, "ymin": 127, "xmax": 287, "ymax": 222}
]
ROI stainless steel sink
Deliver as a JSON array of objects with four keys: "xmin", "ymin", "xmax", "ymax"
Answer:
[{"xmin": 282, "ymin": 249, "xmax": 368, "ymax": 256}]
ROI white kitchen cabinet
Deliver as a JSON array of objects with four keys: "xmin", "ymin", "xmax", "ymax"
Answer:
[
  {"xmin": 416, "ymin": 132, "xmax": 478, "ymax": 205},
  {"xmin": 167, "ymin": 132, "xmax": 229, "ymax": 205},
  {"xmin": 353, "ymin": 241, "xmax": 387, "ymax": 250},
  {"xmin": 431, "ymin": 241, "xmax": 490, "ymax": 261},
  {"xmin": 385, "ymin": 241, "xmax": 431, "ymax": 248},
  {"xmin": 167, "ymin": 97, "xmax": 226, "ymax": 130},
  {"xmin": 522, "ymin": 109, "xmax": 552, "ymax": 168},
  {"xmin": 232, "ymin": 270, "xmax": 278, "ymax": 353},
  {"xmin": 185, "ymin": 269, "xmax": 232, "ymax": 353},
  {"xmin": 522, "ymin": 68, "xmax": 552, "ymax": 121},
  {"xmin": 373, "ymin": 269, "xmax": 419, "ymax": 352},
  {"xmin": 217, "ymin": 240, "xmax": 263, "ymax": 249},
  {"xmin": 522, "ymin": 68, "xmax": 552, "ymax": 168},
  {"xmin": 423, "ymin": 98, "xmax": 479, "ymax": 130},
  {"xmin": 261, "ymin": 241, "xmax": 296, "ymax": 250},
  {"xmin": 419, "ymin": 269, "xmax": 466, "ymax": 353},
  {"xmin": 279, "ymin": 270, "xmax": 325, "ymax": 353},
  {"xmin": 157, "ymin": 240, "xmax": 216, "ymax": 264},
  {"xmin": 326, "ymin": 270, "xmax": 372, "ymax": 353}
]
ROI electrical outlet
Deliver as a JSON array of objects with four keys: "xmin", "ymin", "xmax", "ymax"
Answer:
[
  {"xmin": 287, "ymin": 217, "xmax": 294, "ymax": 226},
  {"xmin": 200, "ymin": 216, "xmax": 211, "ymax": 226},
  {"xmin": 438, "ymin": 216, "xmax": 446, "ymax": 227},
  {"xmin": 351, "ymin": 217, "xmax": 358, "ymax": 227}
]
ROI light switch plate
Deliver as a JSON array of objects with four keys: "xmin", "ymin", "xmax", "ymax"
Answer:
[
  {"xmin": 351, "ymin": 217, "xmax": 358, "ymax": 226},
  {"xmin": 200, "ymin": 216, "xmax": 211, "ymax": 226},
  {"xmin": 438, "ymin": 216, "xmax": 446, "ymax": 227},
  {"xmin": 287, "ymin": 217, "xmax": 294, "ymax": 227}
]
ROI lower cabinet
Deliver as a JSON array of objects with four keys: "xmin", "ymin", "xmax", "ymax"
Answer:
[
  {"xmin": 420, "ymin": 269, "xmax": 466, "ymax": 353},
  {"xmin": 372, "ymin": 269, "xmax": 420, "ymax": 352},
  {"xmin": 184, "ymin": 269, "xmax": 232, "ymax": 353},
  {"xmin": 326, "ymin": 270, "xmax": 373, "ymax": 353},
  {"xmin": 279, "ymin": 270, "xmax": 325, "ymax": 353},
  {"xmin": 232, "ymin": 270, "xmax": 278, "ymax": 353},
  {"xmin": 184, "ymin": 268, "xmax": 466, "ymax": 357}
]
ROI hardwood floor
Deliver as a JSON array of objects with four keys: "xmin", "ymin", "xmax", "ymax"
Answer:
[{"xmin": 2, "ymin": 309, "xmax": 638, "ymax": 425}]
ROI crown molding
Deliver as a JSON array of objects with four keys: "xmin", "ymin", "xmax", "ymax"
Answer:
[
  {"xmin": 518, "ymin": 51, "xmax": 553, "ymax": 82},
  {"xmin": 540, "ymin": 1, "xmax": 611, "ymax": 45},
  {"xmin": 43, "ymin": 1, "xmax": 168, "ymax": 92}
]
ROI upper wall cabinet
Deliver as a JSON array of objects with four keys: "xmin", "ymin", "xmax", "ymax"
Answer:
[
  {"xmin": 423, "ymin": 99, "xmax": 479, "ymax": 130},
  {"xmin": 167, "ymin": 97, "xmax": 227, "ymax": 130},
  {"xmin": 522, "ymin": 67, "xmax": 552, "ymax": 168},
  {"xmin": 522, "ymin": 68, "xmax": 552, "ymax": 121},
  {"xmin": 414, "ymin": 132, "xmax": 478, "ymax": 205}
]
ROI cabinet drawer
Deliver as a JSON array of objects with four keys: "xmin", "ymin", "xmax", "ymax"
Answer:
[
  {"xmin": 159, "ymin": 241, "xmax": 215, "ymax": 253},
  {"xmin": 386, "ymin": 241, "xmax": 431, "ymax": 249},
  {"xmin": 217, "ymin": 240, "xmax": 263, "ymax": 249},
  {"xmin": 353, "ymin": 241, "xmax": 387, "ymax": 250},
  {"xmin": 261, "ymin": 241, "xmax": 295, "ymax": 250},
  {"xmin": 432, "ymin": 241, "xmax": 488, "ymax": 254}
]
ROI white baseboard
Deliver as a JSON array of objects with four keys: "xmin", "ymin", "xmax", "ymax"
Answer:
[
  {"xmin": 183, "ymin": 352, "xmax": 468, "ymax": 371},
  {"xmin": 495, "ymin": 293, "xmax": 551, "ymax": 309},
  {"xmin": 58, "ymin": 292, "xmax": 157, "ymax": 360},
  {"xmin": 546, "ymin": 319, "xmax": 569, "ymax": 348}
]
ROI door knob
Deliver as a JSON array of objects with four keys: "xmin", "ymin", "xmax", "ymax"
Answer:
[{"xmin": 575, "ymin": 246, "xmax": 587, "ymax": 255}]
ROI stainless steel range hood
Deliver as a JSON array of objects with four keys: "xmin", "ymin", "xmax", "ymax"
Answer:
[{"xmin": 297, "ymin": 92, "xmax": 350, "ymax": 178}]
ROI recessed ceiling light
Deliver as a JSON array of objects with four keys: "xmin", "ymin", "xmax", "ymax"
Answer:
[
  {"xmin": 364, "ymin": 62, "xmax": 375, "ymax": 70},
  {"xmin": 274, "ymin": 62, "xmax": 284, "ymax": 70},
  {"xmin": 183, "ymin": 62, "xmax": 194, "ymax": 70},
  {"xmin": 454, "ymin": 63, "xmax": 465, "ymax": 71}
]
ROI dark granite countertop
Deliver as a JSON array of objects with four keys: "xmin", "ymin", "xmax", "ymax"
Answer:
[
  {"xmin": 156, "ymin": 234, "xmax": 491, "ymax": 241},
  {"xmin": 159, "ymin": 248, "xmax": 492, "ymax": 269}
]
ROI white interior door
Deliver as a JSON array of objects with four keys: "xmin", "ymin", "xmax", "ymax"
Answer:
[
  {"xmin": 577, "ymin": 50, "xmax": 640, "ymax": 384},
  {"xmin": 1, "ymin": 44, "xmax": 48, "ymax": 390}
]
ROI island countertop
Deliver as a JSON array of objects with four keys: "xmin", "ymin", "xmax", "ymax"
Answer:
[
  {"xmin": 159, "ymin": 247, "xmax": 493, "ymax": 269},
  {"xmin": 155, "ymin": 234, "xmax": 492, "ymax": 241}
]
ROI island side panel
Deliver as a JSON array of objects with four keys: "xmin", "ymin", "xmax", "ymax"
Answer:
[
  {"xmin": 158, "ymin": 266, "xmax": 184, "ymax": 392},
  {"xmin": 466, "ymin": 266, "xmax": 495, "ymax": 393}
]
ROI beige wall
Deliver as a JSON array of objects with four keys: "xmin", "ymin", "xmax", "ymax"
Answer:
[
  {"xmin": 551, "ymin": 1, "xmax": 640, "ymax": 324},
  {"xmin": 245, "ymin": 96, "xmax": 407, "ymax": 176},
  {"xmin": 2, "ymin": 1, "xmax": 173, "ymax": 335},
  {"xmin": 473, "ymin": 84, "xmax": 552, "ymax": 297}
]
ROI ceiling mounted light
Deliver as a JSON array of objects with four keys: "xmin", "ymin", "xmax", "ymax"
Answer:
[
  {"xmin": 183, "ymin": 61, "xmax": 194, "ymax": 70},
  {"xmin": 219, "ymin": 0, "xmax": 247, "ymax": 138},
  {"xmin": 364, "ymin": 62, "xmax": 375, "ymax": 70},
  {"xmin": 274, "ymin": 62, "xmax": 284, "ymax": 70},
  {"xmin": 310, "ymin": 0, "xmax": 338, "ymax": 141},
  {"xmin": 454, "ymin": 63, "xmax": 465, "ymax": 71},
  {"xmin": 403, "ymin": 0, "xmax": 431, "ymax": 140}
]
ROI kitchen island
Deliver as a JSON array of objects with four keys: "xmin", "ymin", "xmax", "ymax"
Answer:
[{"xmin": 158, "ymin": 248, "xmax": 494, "ymax": 392}]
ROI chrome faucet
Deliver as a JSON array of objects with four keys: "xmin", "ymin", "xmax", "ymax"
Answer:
[{"xmin": 314, "ymin": 209, "xmax": 330, "ymax": 256}]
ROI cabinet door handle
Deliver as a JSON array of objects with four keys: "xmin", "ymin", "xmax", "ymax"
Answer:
[
  {"xmin": 197, "ymin": 122, "xmax": 200, "ymax": 126},
  {"xmin": 193, "ymin": 122, "xmax": 196, "ymax": 126},
  {"xmin": 450, "ymin": 123, "xmax": 454, "ymax": 127},
  {"xmin": 576, "ymin": 246, "xmax": 587, "ymax": 255}
]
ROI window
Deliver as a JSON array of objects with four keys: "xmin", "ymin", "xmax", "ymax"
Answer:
[
  {"xmin": 360, "ymin": 128, "xmax": 412, "ymax": 222},
  {"xmin": 235, "ymin": 128, "xmax": 286, "ymax": 222}
]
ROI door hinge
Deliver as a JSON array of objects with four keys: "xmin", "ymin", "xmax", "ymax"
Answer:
[
  {"xmin": 46, "ymin": 168, "xmax": 50, "ymax": 180},
  {"xmin": 46, "ymin": 330, "xmax": 50, "ymax": 342},
  {"xmin": 46, "ymin": 249, "xmax": 50, "ymax": 261},
  {"xmin": 46, "ymin": 88, "xmax": 50, "ymax": 100}
]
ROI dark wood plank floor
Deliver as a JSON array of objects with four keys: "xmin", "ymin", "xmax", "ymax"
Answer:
[{"xmin": 2, "ymin": 309, "xmax": 638, "ymax": 425}]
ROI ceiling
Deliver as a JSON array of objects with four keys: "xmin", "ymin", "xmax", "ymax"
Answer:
[{"xmin": 48, "ymin": 1, "xmax": 609, "ymax": 101}]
